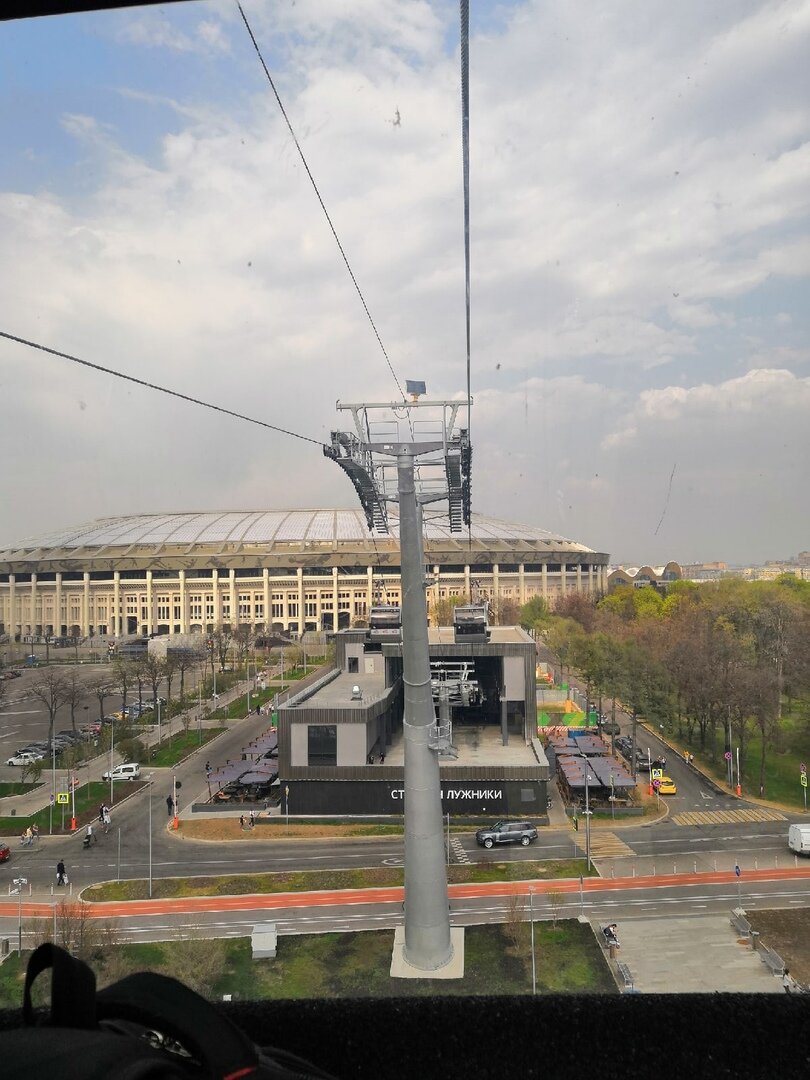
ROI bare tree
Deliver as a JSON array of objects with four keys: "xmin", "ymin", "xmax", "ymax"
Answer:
[
  {"xmin": 546, "ymin": 888, "xmax": 565, "ymax": 929},
  {"xmin": 504, "ymin": 892, "xmax": 527, "ymax": 952},
  {"xmin": 111, "ymin": 659, "xmax": 136, "ymax": 717},
  {"xmin": 29, "ymin": 669, "xmax": 72, "ymax": 750},
  {"xmin": 64, "ymin": 668, "xmax": 87, "ymax": 733},
  {"xmin": 141, "ymin": 652, "xmax": 167, "ymax": 707},
  {"xmin": 88, "ymin": 675, "xmax": 115, "ymax": 723}
]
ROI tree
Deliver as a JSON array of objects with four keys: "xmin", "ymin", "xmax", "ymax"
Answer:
[
  {"xmin": 64, "ymin": 668, "xmax": 87, "ymax": 733},
  {"xmin": 29, "ymin": 669, "xmax": 71, "ymax": 753},
  {"xmin": 141, "ymin": 652, "xmax": 167, "ymax": 709},
  {"xmin": 111, "ymin": 659, "xmax": 136, "ymax": 718},
  {"xmin": 211, "ymin": 624, "xmax": 234, "ymax": 671},
  {"xmin": 232, "ymin": 625, "xmax": 254, "ymax": 668},
  {"xmin": 431, "ymin": 593, "xmax": 464, "ymax": 627},
  {"xmin": 491, "ymin": 596, "xmax": 521, "ymax": 626},
  {"xmin": 553, "ymin": 592, "xmax": 599, "ymax": 632},
  {"xmin": 88, "ymin": 676, "xmax": 115, "ymax": 723},
  {"xmin": 545, "ymin": 618, "xmax": 585, "ymax": 684},
  {"xmin": 519, "ymin": 596, "xmax": 550, "ymax": 634}
]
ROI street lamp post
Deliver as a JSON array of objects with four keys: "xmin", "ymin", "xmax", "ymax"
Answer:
[
  {"xmin": 584, "ymin": 767, "xmax": 593, "ymax": 872},
  {"xmin": 146, "ymin": 773, "xmax": 153, "ymax": 898},
  {"xmin": 12, "ymin": 878, "xmax": 27, "ymax": 955},
  {"xmin": 529, "ymin": 887, "xmax": 536, "ymax": 995}
]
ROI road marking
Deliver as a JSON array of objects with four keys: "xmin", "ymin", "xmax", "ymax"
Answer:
[
  {"xmin": 673, "ymin": 809, "xmax": 787, "ymax": 826},
  {"xmin": 450, "ymin": 838, "xmax": 470, "ymax": 865},
  {"xmin": 574, "ymin": 831, "xmax": 634, "ymax": 858}
]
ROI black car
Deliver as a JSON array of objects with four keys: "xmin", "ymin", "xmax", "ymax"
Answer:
[{"xmin": 475, "ymin": 821, "xmax": 538, "ymax": 849}]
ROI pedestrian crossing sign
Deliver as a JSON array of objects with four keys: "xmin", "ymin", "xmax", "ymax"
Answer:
[{"xmin": 55, "ymin": 793, "xmax": 69, "ymax": 804}]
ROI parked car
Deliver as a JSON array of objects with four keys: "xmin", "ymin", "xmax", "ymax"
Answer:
[
  {"xmin": 475, "ymin": 821, "xmax": 538, "ymax": 849},
  {"xmin": 5, "ymin": 751, "xmax": 44, "ymax": 766},
  {"xmin": 0, "ymin": 844, "xmax": 10, "ymax": 863},
  {"xmin": 656, "ymin": 776, "xmax": 677, "ymax": 795},
  {"xmin": 601, "ymin": 721, "xmax": 621, "ymax": 736},
  {"xmin": 101, "ymin": 762, "xmax": 141, "ymax": 781}
]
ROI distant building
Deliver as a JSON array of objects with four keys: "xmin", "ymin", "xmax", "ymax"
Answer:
[{"xmin": 606, "ymin": 562, "xmax": 682, "ymax": 592}]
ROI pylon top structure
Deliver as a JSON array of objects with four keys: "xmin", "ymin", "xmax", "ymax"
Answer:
[{"xmin": 322, "ymin": 397, "xmax": 472, "ymax": 534}]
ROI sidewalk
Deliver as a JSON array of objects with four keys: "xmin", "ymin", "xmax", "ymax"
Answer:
[{"xmin": 600, "ymin": 913, "xmax": 785, "ymax": 993}]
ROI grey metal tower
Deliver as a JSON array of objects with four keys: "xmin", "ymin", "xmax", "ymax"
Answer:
[{"xmin": 324, "ymin": 397, "xmax": 471, "ymax": 975}]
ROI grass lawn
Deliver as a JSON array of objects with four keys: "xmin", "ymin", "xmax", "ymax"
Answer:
[
  {"xmin": 84, "ymin": 856, "xmax": 596, "ymax": 901},
  {"xmin": 146, "ymin": 727, "xmax": 222, "ymax": 767},
  {"xmin": 0, "ymin": 921, "xmax": 615, "ymax": 1007},
  {"xmin": 0, "ymin": 780, "xmax": 144, "ymax": 836},
  {"xmin": 0, "ymin": 781, "xmax": 40, "ymax": 797},
  {"xmin": 674, "ymin": 696, "xmax": 810, "ymax": 807}
]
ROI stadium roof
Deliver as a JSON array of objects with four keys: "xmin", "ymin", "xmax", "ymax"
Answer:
[
  {"xmin": 0, "ymin": 510, "xmax": 607, "ymax": 573},
  {"xmin": 3, "ymin": 510, "xmax": 595, "ymax": 554}
]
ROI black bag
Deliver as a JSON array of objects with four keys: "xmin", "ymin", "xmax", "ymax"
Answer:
[{"xmin": 2, "ymin": 942, "xmax": 336, "ymax": 1080}]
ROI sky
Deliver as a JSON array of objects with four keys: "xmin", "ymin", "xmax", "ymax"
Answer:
[{"xmin": 0, "ymin": 0, "xmax": 808, "ymax": 566}]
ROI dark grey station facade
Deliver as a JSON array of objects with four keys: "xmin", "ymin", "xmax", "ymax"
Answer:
[{"xmin": 276, "ymin": 625, "xmax": 550, "ymax": 817}]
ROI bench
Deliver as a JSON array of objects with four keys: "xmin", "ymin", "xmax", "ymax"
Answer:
[
  {"xmin": 730, "ymin": 910, "xmax": 751, "ymax": 936},
  {"xmin": 616, "ymin": 962, "xmax": 634, "ymax": 990},
  {"xmin": 757, "ymin": 943, "xmax": 784, "ymax": 976}
]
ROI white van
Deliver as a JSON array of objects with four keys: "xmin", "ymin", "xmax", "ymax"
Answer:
[
  {"xmin": 101, "ymin": 762, "xmax": 141, "ymax": 782},
  {"xmin": 787, "ymin": 824, "xmax": 810, "ymax": 855}
]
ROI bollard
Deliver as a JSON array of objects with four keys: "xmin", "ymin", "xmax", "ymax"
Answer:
[
  {"xmin": 611, "ymin": 868, "xmax": 615, "ymax": 878},
  {"xmin": 673, "ymin": 864, "xmax": 676, "ymax": 875},
  {"xmin": 750, "ymin": 931, "xmax": 760, "ymax": 951},
  {"xmin": 652, "ymin": 864, "xmax": 656, "ymax": 876},
  {"xmin": 609, "ymin": 944, "xmax": 617, "ymax": 960},
  {"xmin": 755, "ymin": 859, "xmax": 758, "ymax": 870},
  {"xmin": 694, "ymin": 861, "xmax": 697, "ymax": 873},
  {"xmin": 713, "ymin": 860, "xmax": 717, "ymax": 871}
]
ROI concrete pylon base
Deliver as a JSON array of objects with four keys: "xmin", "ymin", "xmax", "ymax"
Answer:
[{"xmin": 390, "ymin": 927, "xmax": 465, "ymax": 980}]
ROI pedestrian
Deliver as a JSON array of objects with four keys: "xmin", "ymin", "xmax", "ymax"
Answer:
[
  {"xmin": 31, "ymin": 824, "xmax": 39, "ymax": 841},
  {"xmin": 249, "ymin": 810, "xmax": 255, "ymax": 828},
  {"xmin": 205, "ymin": 760, "xmax": 212, "ymax": 775},
  {"xmin": 98, "ymin": 804, "xmax": 105, "ymax": 823},
  {"xmin": 86, "ymin": 823, "xmax": 97, "ymax": 844},
  {"xmin": 56, "ymin": 859, "xmax": 67, "ymax": 886},
  {"xmin": 256, "ymin": 704, "xmax": 261, "ymax": 716},
  {"xmin": 102, "ymin": 808, "xmax": 111, "ymax": 833},
  {"xmin": 166, "ymin": 795, "xmax": 173, "ymax": 817},
  {"xmin": 783, "ymin": 969, "xmax": 794, "ymax": 993},
  {"xmin": 239, "ymin": 814, "xmax": 245, "ymax": 829},
  {"xmin": 379, "ymin": 752, "xmax": 386, "ymax": 764}
]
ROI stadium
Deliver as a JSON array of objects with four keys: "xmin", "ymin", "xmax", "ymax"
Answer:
[{"xmin": 0, "ymin": 510, "xmax": 609, "ymax": 640}]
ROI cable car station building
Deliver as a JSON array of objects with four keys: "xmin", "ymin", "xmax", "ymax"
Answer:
[
  {"xmin": 0, "ymin": 510, "xmax": 609, "ymax": 641},
  {"xmin": 276, "ymin": 609, "xmax": 550, "ymax": 817}
]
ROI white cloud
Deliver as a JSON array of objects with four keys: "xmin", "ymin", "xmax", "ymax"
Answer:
[{"xmin": 0, "ymin": 0, "xmax": 809, "ymax": 566}]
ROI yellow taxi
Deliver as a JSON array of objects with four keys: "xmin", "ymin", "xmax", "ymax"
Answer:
[{"xmin": 657, "ymin": 776, "xmax": 677, "ymax": 795}]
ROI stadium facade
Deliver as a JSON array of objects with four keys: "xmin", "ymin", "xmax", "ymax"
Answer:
[{"xmin": 0, "ymin": 510, "xmax": 609, "ymax": 639}]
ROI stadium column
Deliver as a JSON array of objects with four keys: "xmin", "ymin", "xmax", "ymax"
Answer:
[
  {"xmin": 297, "ymin": 567, "xmax": 304, "ymax": 634},
  {"xmin": 576, "ymin": 564, "xmax": 582, "ymax": 593},
  {"xmin": 179, "ymin": 570, "xmax": 187, "ymax": 634},
  {"xmin": 588, "ymin": 564, "xmax": 594, "ymax": 594},
  {"xmin": 145, "ymin": 570, "xmax": 153, "ymax": 636},
  {"xmin": 30, "ymin": 573, "xmax": 37, "ymax": 636},
  {"xmin": 518, "ymin": 563, "xmax": 525, "ymax": 606},
  {"xmin": 560, "ymin": 563, "xmax": 567, "ymax": 597},
  {"xmin": 112, "ymin": 572, "xmax": 120, "ymax": 637},
  {"xmin": 464, "ymin": 564, "xmax": 471, "ymax": 601},
  {"xmin": 82, "ymin": 572, "xmax": 90, "ymax": 638},
  {"xmin": 367, "ymin": 565, "xmax": 373, "ymax": 614},
  {"xmin": 211, "ymin": 568, "xmax": 220, "ymax": 626},
  {"xmin": 229, "ymin": 569, "xmax": 237, "ymax": 630},
  {"xmin": 492, "ymin": 563, "xmax": 499, "ymax": 608},
  {"xmin": 9, "ymin": 575, "xmax": 16, "ymax": 640},
  {"xmin": 332, "ymin": 567, "xmax": 339, "ymax": 631},
  {"xmin": 56, "ymin": 572, "xmax": 63, "ymax": 638},
  {"xmin": 263, "ymin": 568, "xmax": 270, "ymax": 632}
]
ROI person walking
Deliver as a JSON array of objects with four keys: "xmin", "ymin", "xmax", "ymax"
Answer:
[
  {"xmin": 166, "ymin": 794, "xmax": 174, "ymax": 817},
  {"xmin": 248, "ymin": 810, "xmax": 255, "ymax": 828},
  {"xmin": 56, "ymin": 859, "xmax": 67, "ymax": 886},
  {"xmin": 86, "ymin": 823, "xmax": 97, "ymax": 844},
  {"xmin": 102, "ymin": 807, "xmax": 111, "ymax": 833},
  {"xmin": 239, "ymin": 814, "xmax": 245, "ymax": 830}
]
